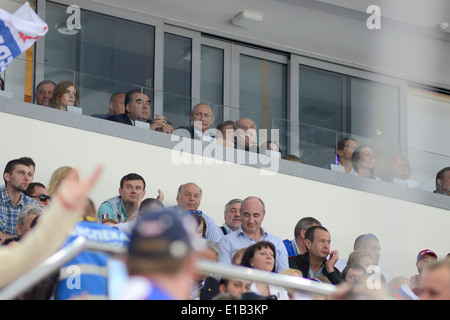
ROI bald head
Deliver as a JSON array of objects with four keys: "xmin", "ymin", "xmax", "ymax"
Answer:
[{"xmin": 176, "ymin": 182, "xmax": 202, "ymax": 212}]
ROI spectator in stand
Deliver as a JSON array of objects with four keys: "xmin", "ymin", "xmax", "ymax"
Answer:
[
  {"xmin": 234, "ymin": 117, "xmax": 258, "ymax": 152},
  {"xmin": 91, "ymin": 92, "xmax": 126, "ymax": 119},
  {"xmin": 115, "ymin": 198, "xmax": 164, "ymax": 236},
  {"xmin": 119, "ymin": 208, "xmax": 201, "ymax": 300},
  {"xmin": 240, "ymin": 241, "xmax": 289, "ymax": 300},
  {"xmin": 15, "ymin": 204, "xmax": 44, "ymax": 239},
  {"xmin": 218, "ymin": 278, "xmax": 252, "ymax": 298},
  {"xmin": 334, "ymin": 137, "xmax": 357, "ymax": 174},
  {"xmin": 341, "ymin": 264, "xmax": 366, "ymax": 284},
  {"xmin": 107, "ymin": 89, "xmax": 170, "ymax": 133},
  {"xmin": 218, "ymin": 196, "xmax": 289, "ymax": 272},
  {"xmin": 232, "ymin": 247, "xmax": 247, "ymax": 265},
  {"xmin": 220, "ymin": 198, "xmax": 242, "ymax": 236},
  {"xmin": 188, "ymin": 210, "xmax": 207, "ymax": 239},
  {"xmin": 0, "ymin": 164, "xmax": 104, "ymax": 289},
  {"xmin": 34, "ymin": 80, "xmax": 55, "ymax": 107},
  {"xmin": 351, "ymin": 145, "xmax": 377, "ymax": 179},
  {"xmin": 346, "ymin": 250, "xmax": 374, "ymax": 272},
  {"xmin": 410, "ymin": 249, "xmax": 438, "ymax": 289},
  {"xmin": 419, "ymin": 260, "xmax": 450, "ymax": 300},
  {"xmin": 48, "ymin": 81, "xmax": 79, "ymax": 111},
  {"xmin": 168, "ymin": 182, "xmax": 223, "ymax": 243},
  {"xmin": 259, "ymin": 140, "xmax": 282, "ymax": 158},
  {"xmin": 433, "ymin": 167, "xmax": 450, "ymax": 196},
  {"xmin": 216, "ymin": 120, "xmax": 235, "ymax": 147},
  {"xmin": 353, "ymin": 233, "xmax": 392, "ymax": 283},
  {"xmin": 288, "ymin": 226, "xmax": 342, "ymax": 285},
  {"xmin": 178, "ymin": 103, "xmax": 215, "ymax": 141},
  {"xmin": 189, "ymin": 240, "xmax": 220, "ymax": 300},
  {"xmin": 47, "ymin": 166, "xmax": 73, "ymax": 197},
  {"xmin": 97, "ymin": 173, "xmax": 148, "ymax": 223},
  {"xmin": 380, "ymin": 154, "xmax": 424, "ymax": 189},
  {"xmin": 0, "ymin": 158, "xmax": 38, "ymax": 239},
  {"xmin": 283, "ymin": 217, "xmax": 322, "ymax": 257},
  {"xmin": 279, "ymin": 268, "xmax": 303, "ymax": 300},
  {"xmin": 24, "ymin": 182, "xmax": 51, "ymax": 207}
]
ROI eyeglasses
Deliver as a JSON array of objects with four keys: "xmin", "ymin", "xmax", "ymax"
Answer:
[
  {"xmin": 32, "ymin": 194, "xmax": 52, "ymax": 202},
  {"xmin": 187, "ymin": 210, "xmax": 203, "ymax": 216},
  {"xmin": 344, "ymin": 144, "xmax": 357, "ymax": 150}
]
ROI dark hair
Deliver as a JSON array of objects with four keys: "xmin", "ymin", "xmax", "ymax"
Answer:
[
  {"xmin": 2, "ymin": 236, "xmax": 20, "ymax": 246},
  {"xmin": 436, "ymin": 167, "xmax": 450, "ymax": 189},
  {"xmin": 124, "ymin": 89, "xmax": 144, "ymax": 111},
  {"xmin": 337, "ymin": 137, "xmax": 356, "ymax": 152},
  {"xmin": 35, "ymin": 80, "xmax": 56, "ymax": 92},
  {"xmin": 24, "ymin": 182, "xmax": 46, "ymax": 197},
  {"xmin": 3, "ymin": 158, "xmax": 31, "ymax": 185},
  {"xmin": 49, "ymin": 80, "xmax": 79, "ymax": 108},
  {"xmin": 341, "ymin": 264, "xmax": 367, "ymax": 281},
  {"xmin": 0, "ymin": 76, "xmax": 4, "ymax": 90},
  {"xmin": 217, "ymin": 120, "xmax": 235, "ymax": 132},
  {"xmin": 19, "ymin": 157, "xmax": 35, "ymax": 169},
  {"xmin": 138, "ymin": 198, "xmax": 164, "ymax": 214},
  {"xmin": 293, "ymin": 217, "xmax": 322, "ymax": 238},
  {"xmin": 120, "ymin": 173, "xmax": 146, "ymax": 190},
  {"xmin": 240, "ymin": 241, "xmax": 276, "ymax": 272},
  {"xmin": 30, "ymin": 215, "xmax": 40, "ymax": 229},
  {"xmin": 304, "ymin": 225, "xmax": 329, "ymax": 244}
]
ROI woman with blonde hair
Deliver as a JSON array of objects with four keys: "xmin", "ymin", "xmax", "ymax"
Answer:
[
  {"xmin": 48, "ymin": 81, "xmax": 79, "ymax": 111},
  {"xmin": 48, "ymin": 166, "xmax": 73, "ymax": 196}
]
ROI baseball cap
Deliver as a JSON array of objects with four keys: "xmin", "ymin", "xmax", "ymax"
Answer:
[
  {"xmin": 417, "ymin": 249, "xmax": 437, "ymax": 262},
  {"xmin": 128, "ymin": 207, "xmax": 201, "ymax": 262}
]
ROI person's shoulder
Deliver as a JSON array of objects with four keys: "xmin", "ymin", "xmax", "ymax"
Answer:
[
  {"xmin": 91, "ymin": 113, "xmax": 109, "ymax": 119},
  {"xmin": 107, "ymin": 114, "xmax": 130, "ymax": 124},
  {"xmin": 22, "ymin": 193, "xmax": 38, "ymax": 205}
]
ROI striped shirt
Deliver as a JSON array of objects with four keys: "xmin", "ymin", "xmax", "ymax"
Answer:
[{"xmin": 0, "ymin": 187, "xmax": 38, "ymax": 236}]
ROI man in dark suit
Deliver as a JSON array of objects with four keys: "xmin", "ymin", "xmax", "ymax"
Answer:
[
  {"xmin": 107, "ymin": 89, "xmax": 170, "ymax": 133},
  {"xmin": 91, "ymin": 92, "xmax": 125, "ymax": 119}
]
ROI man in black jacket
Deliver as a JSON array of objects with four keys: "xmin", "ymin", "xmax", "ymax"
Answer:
[{"xmin": 288, "ymin": 226, "xmax": 342, "ymax": 285}]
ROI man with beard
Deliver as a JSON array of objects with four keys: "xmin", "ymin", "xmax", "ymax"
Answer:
[{"xmin": 0, "ymin": 158, "xmax": 38, "ymax": 239}]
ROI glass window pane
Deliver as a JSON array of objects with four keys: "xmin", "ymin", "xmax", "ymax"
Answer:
[
  {"xmin": 201, "ymin": 44, "xmax": 224, "ymax": 126},
  {"xmin": 239, "ymin": 54, "xmax": 287, "ymax": 152},
  {"xmin": 350, "ymin": 78, "xmax": 400, "ymax": 145},
  {"xmin": 163, "ymin": 33, "xmax": 192, "ymax": 129},
  {"xmin": 44, "ymin": 2, "xmax": 155, "ymax": 116}
]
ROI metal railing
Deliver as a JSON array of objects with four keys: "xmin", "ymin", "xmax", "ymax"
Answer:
[{"xmin": 0, "ymin": 236, "xmax": 337, "ymax": 300}]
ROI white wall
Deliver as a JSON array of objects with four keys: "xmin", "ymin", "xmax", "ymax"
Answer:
[{"xmin": 1, "ymin": 110, "xmax": 449, "ymax": 280}]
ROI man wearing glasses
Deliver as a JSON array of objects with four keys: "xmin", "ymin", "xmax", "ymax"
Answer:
[
  {"xmin": 24, "ymin": 182, "xmax": 51, "ymax": 207},
  {"xmin": 333, "ymin": 137, "xmax": 357, "ymax": 174}
]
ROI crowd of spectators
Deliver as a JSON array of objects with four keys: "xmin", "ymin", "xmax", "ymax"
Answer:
[
  {"xmin": 0, "ymin": 80, "xmax": 448, "ymax": 300},
  {"xmin": 0, "ymin": 155, "xmax": 449, "ymax": 300}
]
